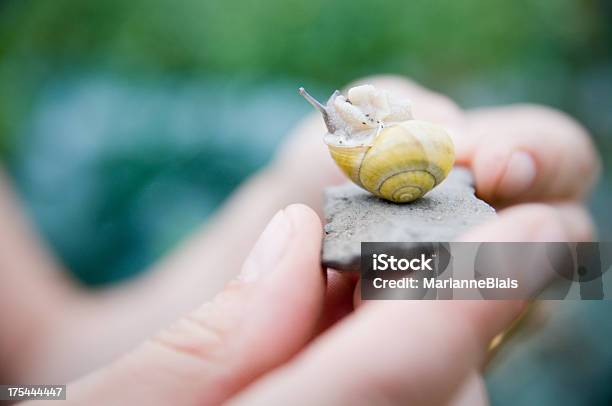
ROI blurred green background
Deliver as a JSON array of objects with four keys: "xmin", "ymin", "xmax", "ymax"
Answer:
[{"xmin": 0, "ymin": 0, "xmax": 611, "ymax": 404}]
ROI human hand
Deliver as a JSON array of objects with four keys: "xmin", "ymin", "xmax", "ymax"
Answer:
[
  {"xmin": 6, "ymin": 75, "xmax": 599, "ymax": 390},
  {"xmin": 274, "ymin": 75, "xmax": 599, "ymax": 242},
  {"xmin": 49, "ymin": 93, "xmax": 602, "ymax": 401},
  {"xmin": 54, "ymin": 205, "xmax": 520, "ymax": 405}
]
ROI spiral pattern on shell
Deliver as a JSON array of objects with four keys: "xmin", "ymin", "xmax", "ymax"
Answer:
[{"xmin": 327, "ymin": 120, "xmax": 455, "ymax": 203}]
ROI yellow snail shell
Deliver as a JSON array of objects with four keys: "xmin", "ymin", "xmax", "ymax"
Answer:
[{"xmin": 299, "ymin": 85, "xmax": 455, "ymax": 203}]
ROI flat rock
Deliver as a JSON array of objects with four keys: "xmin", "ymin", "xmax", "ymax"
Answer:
[{"xmin": 322, "ymin": 167, "xmax": 496, "ymax": 271}]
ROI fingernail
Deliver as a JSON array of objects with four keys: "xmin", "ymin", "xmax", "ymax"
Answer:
[
  {"xmin": 239, "ymin": 210, "xmax": 293, "ymax": 283},
  {"xmin": 496, "ymin": 151, "xmax": 536, "ymax": 200}
]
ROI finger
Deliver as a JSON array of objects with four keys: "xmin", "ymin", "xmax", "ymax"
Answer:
[
  {"xmin": 458, "ymin": 203, "xmax": 594, "ymax": 298},
  {"xmin": 231, "ymin": 300, "xmax": 524, "ymax": 405},
  {"xmin": 67, "ymin": 204, "xmax": 325, "ymax": 406},
  {"xmin": 315, "ymin": 269, "xmax": 359, "ymax": 333},
  {"xmin": 461, "ymin": 105, "xmax": 600, "ymax": 205},
  {"xmin": 0, "ymin": 171, "xmax": 77, "ymax": 382},
  {"xmin": 459, "ymin": 202, "xmax": 594, "ymax": 242},
  {"xmin": 449, "ymin": 372, "xmax": 488, "ymax": 406}
]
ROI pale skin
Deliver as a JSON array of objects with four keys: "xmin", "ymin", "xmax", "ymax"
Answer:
[{"xmin": 0, "ymin": 75, "xmax": 599, "ymax": 404}]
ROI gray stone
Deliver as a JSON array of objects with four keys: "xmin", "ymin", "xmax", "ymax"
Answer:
[{"xmin": 322, "ymin": 167, "xmax": 496, "ymax": 272}]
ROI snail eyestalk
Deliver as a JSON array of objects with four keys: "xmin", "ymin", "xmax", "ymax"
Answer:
[
  {"xmin": 298, "ymin": 87, "xmax": 325, "ymax": 112},
  {"xmin": 298, "ymin": 87, "xmax": 336, "ymax": 133}
]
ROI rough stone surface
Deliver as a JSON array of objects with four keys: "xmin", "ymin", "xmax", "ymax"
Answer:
[{"xmin": 322, "ymin": 167, "xmax": 496, "ymax": 272}]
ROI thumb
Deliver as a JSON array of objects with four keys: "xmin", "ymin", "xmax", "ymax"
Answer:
[{"xmin": 66, "ymin": 204, "xmax": 325, "ymax": 405}]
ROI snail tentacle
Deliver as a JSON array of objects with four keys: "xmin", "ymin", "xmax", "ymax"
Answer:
[{"xmin": 298, "ymin": 87, "xmax": 336, "ymax": 133}]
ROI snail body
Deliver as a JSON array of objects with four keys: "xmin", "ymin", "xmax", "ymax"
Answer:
[{"xmin": 300, "ymin": 85, "xmax": 455, "ymax": 203}]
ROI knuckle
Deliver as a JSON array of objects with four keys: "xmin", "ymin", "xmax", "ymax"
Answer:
[{"xmin": 150, "ymin": 283, "xmax": 248, "ymax": 364}]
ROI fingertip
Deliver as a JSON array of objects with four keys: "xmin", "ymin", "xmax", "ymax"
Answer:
[
  {"xmin": 275, "ymin": 204, "xmax": 324, "ymax": 283},
  {"xmin": 284, "ymin": 204, "xmax": 323, "ymax": 252},
  {"xmin": 284, "ymin": 203, "xmax": 322, "ymax": 231},
  {"xmin": 466, "ymin": 105, "xmax": 600, "ymax": 203}
]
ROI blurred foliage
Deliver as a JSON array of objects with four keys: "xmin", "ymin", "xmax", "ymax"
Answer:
[
  {"xmin": 0, "ymin": 0, "xmax": 608, "ymax": 86},
  {"xmin": 6, "ymin": 76, "xmax": 308, "ymax": 284}
]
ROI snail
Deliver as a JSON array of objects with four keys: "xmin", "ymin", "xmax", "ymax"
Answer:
[{"xmin": 299, "ymin": 84, "xmax": 455, "ymax": 203}]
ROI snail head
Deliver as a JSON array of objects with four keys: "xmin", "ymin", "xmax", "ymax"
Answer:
[{"xmin": 299, "ymin": 85, "xmax": 413, "ymax": 139}]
